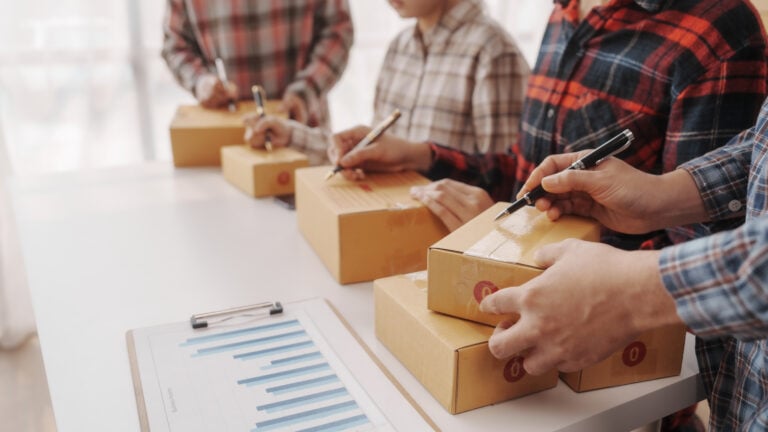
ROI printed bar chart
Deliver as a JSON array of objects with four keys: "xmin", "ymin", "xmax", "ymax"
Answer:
[
  {"xmin": 128, "ymin": 299, "xmax": 431, "ymax": 432},
  {"xmin": 157, "ymin": 311, "xmax": 380, "ymax": 431}
]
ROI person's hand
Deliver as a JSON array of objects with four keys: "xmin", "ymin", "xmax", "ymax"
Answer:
[
  {"xmin": 410, "ymin": 179, "xmax": 494, "ymax": 231},
  {"xmin": 195, "ymin": 74, "xmax": 237, "ymax": 108},
  {"xmin": 328, "ymin": 126, "xmax": 433, "ymax": 181},
  {"xmin": 479, "ymin": 239, "xmax": 682, "ymax": 375},
  {"xmin": 243, "ymin": 114, "xmax": 292, "ymax": 149},
  {"xmin": 520, "ymin": 152, "xmax": 673, "ymax": 234},
  {"xmin": 282, "ymin": 93, "xmax": 309, "ymax": 125}
]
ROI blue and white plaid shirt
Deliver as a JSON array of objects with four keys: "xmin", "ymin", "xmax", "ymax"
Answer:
[{"xmin": 660, "ymin": 98, "xmax": 768, "ymax": 430}]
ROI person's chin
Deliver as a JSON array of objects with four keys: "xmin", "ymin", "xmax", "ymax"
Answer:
[{"xmin": 389, "ymin": 0, "xmax": 410, "ymax": 16}]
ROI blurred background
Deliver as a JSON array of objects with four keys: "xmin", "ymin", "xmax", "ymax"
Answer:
[
  {"xmin": 0, "ymin": 1, "xmax": 551, "ymax": 431},
  {"xmin": 0, "ymin": 0, "xmax": 551, "ymax": 175}
]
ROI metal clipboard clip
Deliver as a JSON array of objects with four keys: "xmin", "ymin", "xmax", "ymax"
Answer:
[{"xmin": 190, "ymin": 301, "xmax": 283, "ymax": 329}]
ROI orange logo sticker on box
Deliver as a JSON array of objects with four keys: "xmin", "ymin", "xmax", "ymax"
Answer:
[
  {"xmin": 503, "ymin": 356, "xmax": 526, "ymax": 383},
  {"xmin": 473, "ymin": 280, "xmax": 499, "ymax": 303},
  {"xmin": 622, "ymin": 341, "xmax": 647, "ymax": 367},
  {"xmin": 277, "ymin": 171, "xmax": 291, "ymax": 185}
]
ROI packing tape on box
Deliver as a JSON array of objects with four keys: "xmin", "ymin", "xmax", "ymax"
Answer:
[{"xmin": 464, "ymin": 209, "xmax": 552, "ymax": 264}]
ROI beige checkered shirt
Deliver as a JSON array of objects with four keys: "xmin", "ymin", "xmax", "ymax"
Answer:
[{"xmin": 291, "ymin": 0, "xmax": 529, "ymax": 164}]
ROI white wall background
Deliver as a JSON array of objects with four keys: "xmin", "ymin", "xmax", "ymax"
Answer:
[{"xmin": 0, "ymin": 0, "xmax": 552, "ymax": 175}]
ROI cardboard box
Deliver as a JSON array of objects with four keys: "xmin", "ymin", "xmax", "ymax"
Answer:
[
  {"xmin": 169, "ymin": 101, "xmax": 285, "ymax": 167},
  {"xmin": 295, "ymin": 167, "xmax": 449, "ymax": 284},
  {"xmin": 560, "ymin": 324, "xmax": 686, "ymax": 392},
  {"xmin": 428, "ymin": 203, "xmax": 601, "ymax": 326},
  {"xmin": 221, "ymin": 146, "xmax": 309, "ymax": 197},
  {"xmin": 374, "ymin": 272, "xmax": 558, "ymax": 414}
]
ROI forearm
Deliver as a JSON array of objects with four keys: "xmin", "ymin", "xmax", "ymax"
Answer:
[
  {"xmin": 161, "ymin": 0, "xmax": 207, "ymax": 94},
  {"xmin": 287, "ymin": 0, "xmax": 353, "ymax": 102},
  {"xmin": 645, "ymin": 169, "xmax": 709, "ymax": 230},
  {"xmin": 621, "ymin": 250, "xmax": 683, "ymax": 334},
  {"xmin": 661, "ymin": 215, "xmax": 768, "ymax": 340},
  {"xmin": 426, "ymin": 144, "xmax": 518, "ymax": 201},
  {"xmin": 288, "ymin": 121, "xmax": 331, "ymax": 166}
]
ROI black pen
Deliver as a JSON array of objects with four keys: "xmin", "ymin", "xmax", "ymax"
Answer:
[
  {"xmin": 324, "ymin": 109, "xmax": 401, "ymax": 181},
  {"xmin": 251, "ymin": 85, "xmax": 272, "ymax": 152},
  {"xmin": 215, "ymin": 58, "xmax": 237, "ymax": 113},
  {"xmin": 494, "ymin": 129, "xmax": 634, "ymax": 221}
]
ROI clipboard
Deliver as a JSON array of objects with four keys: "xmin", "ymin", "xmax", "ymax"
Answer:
[{"xmin": 127, "ymin": 297, "xmax": 436, "ymax": 432}]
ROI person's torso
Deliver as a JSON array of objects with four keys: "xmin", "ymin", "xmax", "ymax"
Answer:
[
  {"xmin": 373, "ymin": 2, "xmax": 525, "ymax": 154},
  {"xmin": 517, "ymin": 0, "xmax": 766, "ymax": 248},
  {"xmin": 185, "ymin": 0, "xmax": 320, "ymax": 101}
]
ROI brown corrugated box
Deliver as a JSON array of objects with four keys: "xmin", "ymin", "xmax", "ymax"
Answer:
[
  {"xmin": 374, "ymin": 272, "xmax": 558, "ymax": 414},
  {"xmin": 295, "ymin": 167, "xmax": 449, "ymax": 284},
  {"xmin": 427, "ymin": 202, "xmax": 601, "ymax": 326},
  {"xmin": 221, "ymin": 146, "xmax": 309, "ymax": 197},
  {"xmin": 169, "ymin": 101, "xmax": 285, "ymax": 167},
  {"xmin": 426, "ymin": 202, "xmax": 685, "ymax": 391},
  {"xmin": 561, "ymin": 325, "xmax": 686, "ymax": 392}
]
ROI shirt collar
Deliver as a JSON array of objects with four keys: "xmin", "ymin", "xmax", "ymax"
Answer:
[{"xmin": 554, "ymin": 0, "xmax": 665, "ymax": 13}]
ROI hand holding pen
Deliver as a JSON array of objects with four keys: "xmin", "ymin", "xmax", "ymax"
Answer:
[
  {"xmin": 251, "ymin": 85, "xmax": 273, "ymax": 152},
  {"xmin": 214, "ymin": 58, "xmax": 237, "ymax": 112},
  {"xmin": 325, "ymin": 109, "xmax": 401, "ymax": 180},
  {"xmin": 495, "ymin": 129, "xmax": 634, "ymax": 221}
]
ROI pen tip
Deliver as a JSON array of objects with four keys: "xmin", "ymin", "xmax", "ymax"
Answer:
[
  {"xmin": 324, "ymin": 170, "xmax": 335, "ymax": 181},
  {"xmin": 493, "ymin": 211, "xmax": 508, "ymax": 222}
]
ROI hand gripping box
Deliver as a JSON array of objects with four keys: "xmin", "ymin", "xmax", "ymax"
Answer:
[
  {"xmin": 169, "ymin": 101, "xmax": 285, "ymax": 167},
  {"xmin": 221, "ymin": 146, "xmax": 309, "ymax": 197},
  {"xmin": 374, "ymin": 272, "xmax": 558, "ymax": 414},
  {"xmin": 295, "ymin": 167, "xmax": 449, "ymax": 284},
  {"xmin": 426, "ymin": 202, "xmax": 686, "ymax": 391},
  {"xmin": 427, "ymin": 202, "xmax": 601, "ymax": 326}
]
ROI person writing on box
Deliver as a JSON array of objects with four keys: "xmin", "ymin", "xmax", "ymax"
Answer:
[
  {"xmin": 329, "ymin": 0, "xmax": 768, "ymax": 245},
  {"xmin": 161, "ymin": 0, "xmax": 353, "ymax": 127},
  {"xmin": 243, "ymin": 0, "xmax": 529, "ymax": 165},
  {"xmin": 477, "ymin": 98, "xmax": 768, "ymax": 430},
  {"xmin": 329, "ymin": 1, "xmax": 768, "ymax": 429}
]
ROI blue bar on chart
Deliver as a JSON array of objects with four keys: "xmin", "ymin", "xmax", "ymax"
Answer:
[
  {"xmin": 257, "ymin": 387, "xmax": 349, "ymax": 413},
  {"xmin": 238, "ymin": 363, "xmax": 331, "ymax": 386},
  {"xmin": 251, "ymin": 400, "xmax": 363, "ymax": 432},
  {"xmin": 261, "ymin": 351, "xmax": 323, "ymax": 370},
  {"xmin": 234, "ymin": 340, "xmax": 316, "ymax": 361},
  {"xmin": 191, "ymin": 330, "xmax": 308, "ymax": 357},
  {"xmin": 180, "ymin": 319, "xmax": 301, "ymax": 346},
  {"xmin": 296, "ymin": 414, "xmax": 370, "ymax": 432},
  {"xmin": 266, "ymin": 374, "xmax": 340, "ymax": 396}
]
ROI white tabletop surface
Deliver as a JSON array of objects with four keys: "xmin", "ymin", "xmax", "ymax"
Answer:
[{"xmin": 10, "ymin": 163, "xmax": 705, "ymax": 432}]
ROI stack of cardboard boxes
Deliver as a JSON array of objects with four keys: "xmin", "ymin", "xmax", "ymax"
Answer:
[
  {"xmin": 168, "ymin": 103, "xmax": 687, "ymax": 415},
  {"xmin": 169, "ymin": 101, "xmax": 309, "ymax": 198},
  {"xmin": 375, "ymin": 203, "xmax": 687, "ymax": 413}
]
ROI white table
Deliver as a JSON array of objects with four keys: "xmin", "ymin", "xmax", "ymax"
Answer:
[{"xmin": 10, "ymin": 163, "xmax": 705, "ymax": 432}]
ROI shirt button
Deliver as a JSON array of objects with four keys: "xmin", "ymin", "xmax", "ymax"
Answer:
[
  {"xmin": 547, "ymin": 108, "xmax": 555, "ymax": 118},
  {"xmin": 728, "ymin": 200, "xmax": 742, "ymax": 212}
]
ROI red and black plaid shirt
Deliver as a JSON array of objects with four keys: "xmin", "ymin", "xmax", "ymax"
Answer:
[
  {"xmin": 427, "ymin": 0, "xmax": 768, "ymax": 249},
  {"xmin": 162, "ymin": 0, "xmax": 353, "ymax": 127}
]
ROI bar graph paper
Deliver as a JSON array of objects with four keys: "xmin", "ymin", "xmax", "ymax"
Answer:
[{"xmin": 128, "ymin": 298, "xmax": 431, "ymax": 431}]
